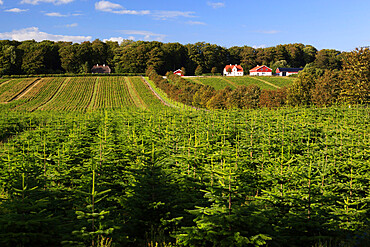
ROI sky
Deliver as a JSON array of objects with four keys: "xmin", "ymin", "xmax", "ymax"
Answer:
[{"xmin": 0, "ymin": 0, "xmax": 369, "ymax": 51}]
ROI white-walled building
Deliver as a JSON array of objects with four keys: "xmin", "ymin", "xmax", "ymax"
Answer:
[
  {"xmin": 276, "ymin": 68, "xmax": 303, "ymax": 76},
  {"xmin": 173, "ymin": 69, "xmax": 184, "ymax": 76},
  {"xmin": 249, "ymin": 65, "xmax": 272, "ymax": 76},
  {"xmin": 223, "ymin": 64, "xmax": 244, "ymax": 76}
]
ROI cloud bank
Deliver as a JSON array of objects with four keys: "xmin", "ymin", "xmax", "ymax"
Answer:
[
  {"xmin": 45, "ymin": 12, "xmax": 68, "ymax": 17},
  {"xmin": 21, "ymin": 0, "xmax": 74, "ymax": 4},
  {"xmin": 5, "ymin": 8, "xmax": 29, "ymax": 13},
  {"xmin": 120, "ymin": 30, "xmax": 166, "ymax": 41},
  {"xmin": 95, "ymin": 1, "xmax": 150, "ymax": 15},
  {"xmin": 95, "ymin": 1, "xmax": 195, "ymax": 19},
  {"xmin": 0, "ymin": 27, "xmax": 91, "ymax": 43},
  {"xmin": 207, "ymin": 2, "xmax": 225, "ymax": 9}
]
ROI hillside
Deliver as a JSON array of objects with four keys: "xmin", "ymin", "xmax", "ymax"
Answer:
[
  {"xmin": 185, "ymin": 76, "xmax": 294, "ymax": 90},
  {"xmin": 0, "ymin": 76, "xmax": 168, "ymax": 111}
]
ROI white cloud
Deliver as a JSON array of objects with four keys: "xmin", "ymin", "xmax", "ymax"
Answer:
[
  {"xmin": 152, "ymin": 10, "xmax": 195, "ymax": 20},
  {"xmin": 253, "ymin": 45, "xmax": 267, "ymax": 49},
  {"xmin": 120, "ymin": 30, "xmax": 166, "ymax": 41},
  {"xmin": 0, "ymin": 27, "xmax": 91, "ymax": 43},
  {"xmin": 5, "ymin": 8, "xmax": 29, "ymax": 13},
  {"xmin": 102, "ymin": 36, "xmax": 135, "ymax": 44},
  {"xmin": 95, "ymin": 1, "xmax": 194, "ymax": 19},
  {"xmin": 103, "ymin": 37, "xmax": 124, "ymax": 43},
  {"xmin": 187, "ymin": 21, "xmax": 206, "ymax": 25},
  {"xmin": 45, "ymin": 12, "xmax": 68, "ymax": 17},
  {"xmin": 65, "ymin": 23, "xmax": 78, "ymax": 28},
  {"xmin": 207, "ymin": 2, "xmax": 225, "ymax": 9},
  {"xmin": 0, "ymin": 0, "xmax": 3, "ymax": 5},
  {"xmin": 95, "ymin": 0, "xmax": 150, "ymax": 15},
  {"xmin": 113, "ymin": 9, "xmax": 150, "ymax": 15},
  {"xmin": 95, "ymin": 0, "xmax": 122, "ymax": 12},
  {"xmin": 21, "ymin": 0, "xmax": 74, "ymax": 4},
  {"xmin": 255, "ymin": 30, "xmax": 280, "ymax": 34}
]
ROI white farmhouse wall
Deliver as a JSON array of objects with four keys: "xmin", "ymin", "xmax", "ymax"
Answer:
[
  {"xmin": 223, "ymin": 69, "xmax": 243, "ymax": 76},
  {"xmin": 250, "ymin": 72, "xmax": 272, "ymax": 76},
  {"xmin": 279, "ymin": 72, "xmax": 299, "ymax": 76}
]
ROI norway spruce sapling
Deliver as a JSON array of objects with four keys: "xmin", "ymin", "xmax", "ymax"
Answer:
[
  {"xmin": 68, "ymin": 159, "xmax": 113, "ymax": 247},
  {"xmin": 0, "ymin": 173, "xmax": 57, "ymax": 247}
]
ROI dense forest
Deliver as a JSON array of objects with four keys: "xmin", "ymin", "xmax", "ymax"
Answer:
[{"xmin": 0, "ymin": 39, "xmax": 343, "ymax": 76}]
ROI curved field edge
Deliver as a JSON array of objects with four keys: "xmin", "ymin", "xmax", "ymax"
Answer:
[{"xmin": 143, "ymin": 76, "xmax": 196, "ymax": 111}]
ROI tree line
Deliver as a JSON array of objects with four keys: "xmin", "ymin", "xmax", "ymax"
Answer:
[{"xmin": 0, "ymin": 39, "xmax": 344, "ymax": 76}]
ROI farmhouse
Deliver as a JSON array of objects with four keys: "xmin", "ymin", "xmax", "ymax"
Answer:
[
  {"xmin": 223, "ymin": 64, "xmax": 244, "ymax": 76},
  {"xmin": 249, "ymin": 65, "xmax": 272, "ymax": 76},
  {"xmin": 276, "ymin": 67, "xmax": 303, "ymax": 76},
  {"xmin": 174, "ymin": 69, "xmax": 184, "ymax": 76},
  {"xmin": 91, "ymin": 64, "xmax": 111, "ymax": 74}
]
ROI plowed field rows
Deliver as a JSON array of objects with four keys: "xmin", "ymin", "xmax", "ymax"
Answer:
[{"xmin": 0, "ymin": 76, "xmax": 167, "ymax": 111}]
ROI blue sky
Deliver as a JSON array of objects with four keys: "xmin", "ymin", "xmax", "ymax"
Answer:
[{"xmin": 0, "ymin": 0, "xmax": 369, "ymax": 51}]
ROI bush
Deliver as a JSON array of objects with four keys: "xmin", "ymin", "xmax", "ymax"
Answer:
[
  {"xmin": 311, "ymin": 70, "xmax": 341, "ymax": 107},
  {"xmin": 260, "ymin": 87, "xmax": 288, "ymax": 108}
]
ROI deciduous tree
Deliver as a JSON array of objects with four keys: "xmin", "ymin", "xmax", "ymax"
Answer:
[{"xmin": 339, "ymin": 47, "xmax": 370, "ymax": 104}]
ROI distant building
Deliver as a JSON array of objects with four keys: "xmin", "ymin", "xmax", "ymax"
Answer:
[
  {"xmin": 174, "ymin": 69, "xmax": 184, "ymax": 76},
  {"xmin": 249, "ymin": 65, "xmax": 272, "ymax": 76},
  {"xmin": 223, "ymin": 64, "xmax": 244, "ymax": 76},
  {"xmin": 276, "ymin": 67, "xmax": 303, "ymax": 76},
  {"xmin": 91, "ymin": 64, "xmax": 111, "ymax": 74}
]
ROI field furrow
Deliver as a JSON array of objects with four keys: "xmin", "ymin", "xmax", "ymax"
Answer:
[
  {"xmin": 125, "ymin": 77, "xmax": 147, "ymax": 109},
  {"xmin": 0, "ymin": 78, "xmax": 38, "ymax": 102},
  {"xmin": 40, "ymin": 77, "xmax": 96, "ymax": 111}
]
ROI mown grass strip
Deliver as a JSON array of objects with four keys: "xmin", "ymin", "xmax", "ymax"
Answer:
[
  {"xmin": 9, "ymin": 78, "xmax": 41, "ymax": 102},
  {"xmin": 125, "ymin": 77, "xmax": 147, "ymax": 109},
  {"xmin": 0, "ymin": 78, "xmax": 39, "ymax": 102},
  {"xmin": 219, "ymin": 77, "xmax": 239, "ymax": 88},
  {"xmin": 87, "ymin": 77, "xmax": 99, "ymax": 111},
  {"xmin": 251, "ymin": 77, "xmax": 281, "ymax": 89},
  {"xmin": 258, "ymin": 76, "xmax": 294, "ymax": 88}
]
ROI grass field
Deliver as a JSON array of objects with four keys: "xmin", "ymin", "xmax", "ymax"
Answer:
[
  {"xmin": 186, "ymin": 76, "xmax": 294, "ymax": 90},
  {"xmin": 186, "ymin": 77, "xmax": 236, "ymax": 90},
  {"xmin": 257, "ymin": 76, "xmax": 295, "ymax": 88}
]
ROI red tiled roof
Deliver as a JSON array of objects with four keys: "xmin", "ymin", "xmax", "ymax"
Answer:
[
  {"xmin": 224, "ymin": 64, "xmax": 243, "ymax": 72},
  {"xmin": 249, "ymin": 65, "xmax": 272, "ymax": 72}
]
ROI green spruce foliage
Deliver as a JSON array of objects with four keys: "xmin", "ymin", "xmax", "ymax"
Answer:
[{"xmin": 0, "ymin": 107, "xmax": 369, "ymax": 246}]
